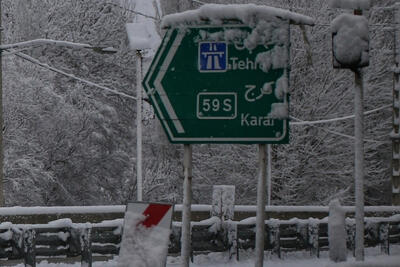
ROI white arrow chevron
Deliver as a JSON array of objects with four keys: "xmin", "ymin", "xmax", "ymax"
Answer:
[{"xmin": 144, "ymin": 30, "xmax": 186, "ymax": 137}]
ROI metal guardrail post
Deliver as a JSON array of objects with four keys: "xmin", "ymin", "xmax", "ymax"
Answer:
[{"xmin": 23, "ymin": 229, "xmax": 36, "ymax": 267}]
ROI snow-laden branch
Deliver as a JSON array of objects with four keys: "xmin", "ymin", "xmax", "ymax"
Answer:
[
  {"xmin": 0, "ymin": 39, "xmax": 93, "ymax": 51},
  {"xmin": 191, "ymin": 0, "xmax": 206, "ymax": 5},
  {"xmin": 0, "ymin": 39, "xmax": 118, "ymax": 54},
  {"xmin": 106, "ymin": 1, "xmax": 160, "ymax": 21},
  {"xmin": 2, "ymin": 48, "xmax": 32, "ymax": 56},
  {"xmin": 290, "ymin": 104, "xmax": 391, "ymax": 125},
  {"xmin": 13, "ymin": 51, "xmax": 137, "ymax": 101}
]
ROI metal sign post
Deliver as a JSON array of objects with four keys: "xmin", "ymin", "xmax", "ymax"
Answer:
[
  {"xmin": 331, "ymin": 4, "xmax": 370, "ymax": 260},
  {"xmin": 136, "ymin": 50, "xmax": 143, "ymax": 201},
  {"xmin": 354, "ymin": 69, "xmax": 365, "ymax": 261},
  {"xmin": 392, "ymin": 3, "xmax": 400, "ymax": 206},
  {"xmin": 126, "ymin": 22, "xmax": 152, "ymax": 202},
  {"xmin": 267, "ymin": 144, "xmax": 272, "ymax": 206},
  {"xmin": 181, "ymin": 144, "xmax": 192, "ymax": 267},
  {"xmin": 255, "ymin": 144, "xmax": 267, "ymax": 267}
]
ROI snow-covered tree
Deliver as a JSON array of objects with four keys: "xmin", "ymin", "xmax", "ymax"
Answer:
[
  {"xmin": 159, "ymin": 0, "xmax": 393, "ymax": 206},
  {"xmin": 3, "ymin": 0, "xmax": 138, "ymax": 205},
  {"xmin": 1, "ymin": 0, "xmax": 395, "ymax": 206}
]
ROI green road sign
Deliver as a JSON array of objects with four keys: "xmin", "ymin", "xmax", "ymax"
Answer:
[{"xmin": 143, "ymin": 23, "xmax": 290, "ymax": 144}]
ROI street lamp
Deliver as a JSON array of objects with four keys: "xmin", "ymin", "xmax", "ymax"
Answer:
[
  {"xmin": 126, "ymin": 22, "xmax": 152, "ymax": 202},
  {"xmin": 0, "ymin": 38, "xmax": 117, "ymax": 206},
  {"xmin": 0, "ymin": 1, "xmax": 3, "ymax": 206},
  {"xmin": 331, "ymin": 2, "xmax": 370, "ymax": 261}
]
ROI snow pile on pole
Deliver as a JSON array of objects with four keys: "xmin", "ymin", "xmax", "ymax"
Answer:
[
  {"xmin": 125, "ymin": 0, "xmax": 161, "ymax": 53},
  {"xmin": 331, "ymin": 13, "xmax": 369, "ymax": 68},
  {"xmin": 329, "ymin": 0, "xmax": 371, "ymax": 10},
  {"xmin": 126, "ymin": 22, "xmax": 152, "ymax": 50},
  {"xmin": 211, "ymin": 185, "xmax": 235, "ymax": 220},
  {"xmin": 328, "ymin": 199, "xmax": 347, "ymax": 263},
  {"xmin": 161, "ymin": 4, "xmax": 314, "ymax": 28}
]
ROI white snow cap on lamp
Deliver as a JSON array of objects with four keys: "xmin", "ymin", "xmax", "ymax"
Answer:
[
  {"xmin": 331, "ymin": 13, "xmax": 369, "ymax": 68},
  {"xmin": 329, "ymin": 0, "xmax": 371, "ymax": 10},
  {"xmin": 126, "ymin": 22, "xmax": 152, "ymax": 50}
]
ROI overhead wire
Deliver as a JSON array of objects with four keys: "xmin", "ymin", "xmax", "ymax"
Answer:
[
  {"xmin": 106, "ymin": 1, "xmax": 160, "ymax": 21},
  {"xmin": 10, "ymin": 50, "xmax": 137, "ymax": 101},
  {"xmin": 290, "ymin": 110, "xmax": 391, "ymax": 143},
  {"xmin": 8, "ymin": 1, "xmax": 392, "ymax": 126},
  {"xmin": 290, "ymin": 104, "xmax": 391, "ymax": 126}
]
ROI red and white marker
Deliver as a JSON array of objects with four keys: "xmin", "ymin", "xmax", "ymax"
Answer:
[
  {"xmin": 119, "ymin": 202, "xmax": 174, "ymax": 267},
  {"xmin": 136, "ymin": 203, "xmax": 173, "ymax": 228}
]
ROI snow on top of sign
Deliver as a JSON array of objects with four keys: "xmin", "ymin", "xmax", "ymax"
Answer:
[
  {"xmin": 329, "ymin": 0, "xmax": 371, "ymax": 10},
  {"xmin": 255, "ymin": 46, "xmax": 288, "ymax": 72},
  {"xmin": 195, "ymin": 19, "xmax": 289, "ymax": 56},
  {"xmin": 275, "ymin": 73, "xmax": 289, "ymax": 100},
  {"xmin": 161, "ymin": 4, "xmax": 314, "ymax": 28},
  {"xmin": 269, "ymin": 103, "xmax": 289, "ymax": 119},
  {"xmin": 331, "ymin": 13, "xmax": 369, "ymax": 67}
]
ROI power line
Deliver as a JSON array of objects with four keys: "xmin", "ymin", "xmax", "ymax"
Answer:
[
  {"xmin": 291, "ymin": 115, "xmax": 386, "ymax": 143},
  {"xmin": 0, "ymin": 39, "xmax": 92, "ymax": 51},
  {"xmin": 106, "ymin": 1, "xmax": 160, "ymax": 21},
  {"xmin": 290, "ymin": 104, "xmax": 391, "ymax": 126},
  {"xmin": 11, "ymin": 50, "xmax": 137, "ymax": 101},
  {"xmin": 191, "ymin": 0, "xmax": 206, "ymax": 5},
  {"xmin": 290, "ymin": 103, "xmax": 392, "ymax": 143}
]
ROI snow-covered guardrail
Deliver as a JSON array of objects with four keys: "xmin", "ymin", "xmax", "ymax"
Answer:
[
  {"xmin": 0, "ymin": 218, "xmax": 123, "ymax": 266},
  {"xmin": 0, "ymin": 215, "xmax": 399, "ymax": 266},
  {"xmin": 1, "ymin": 204, "xmax": 399, "ymax": 224},
  {"xmin": 0, "ymin": 186, "xmax": 399, "ymax": 266}
]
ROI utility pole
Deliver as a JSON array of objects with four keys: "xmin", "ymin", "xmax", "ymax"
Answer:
[
  {"xmin": 353, "ymin": 8, "xmax": 365, "ymax": 262},
  {"xmin": 136, "ymin": 50, "xmax": 143, "ymax": 202},
  {"xmin": 0, "ymin": 0, "xmax": 4, "ymax": 207},
  {"xmin": 332, "ymin": 2, "xmax": 369, "ymax": 259},
  {"xmin": 353, "ymin": 68, "xmax": 365, "ymax": 261},
  {"xmin": 267, "ymin": 144, "xmax": 272, "ymax": 206},
  {"xmin": 181, "ymin": 144, "xmax": 192, "ymax": 267},
  {"xmin": 392, "ymin": 3, "xmax": 400, "ymax": 206},
  {"xmin": 255, "ymin": 144, "xmax": 267, "ymax": 267}
]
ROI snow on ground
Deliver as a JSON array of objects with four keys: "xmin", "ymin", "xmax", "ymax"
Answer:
[{"xmin": 3, "ymin": 246, "xmax": 400, "ymax": 267}]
